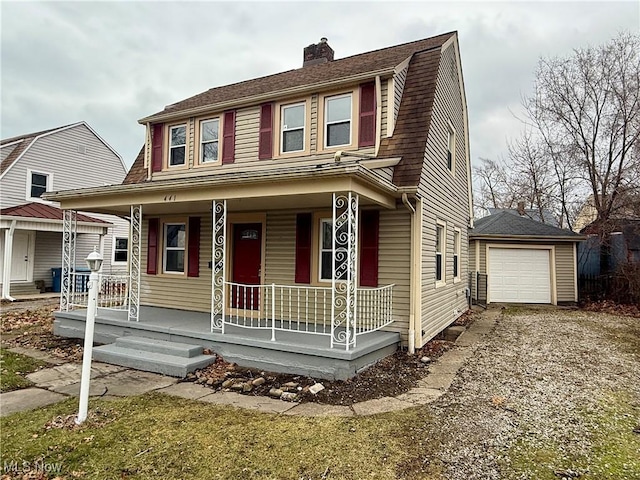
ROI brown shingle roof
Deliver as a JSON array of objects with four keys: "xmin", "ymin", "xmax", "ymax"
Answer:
[
  {"xmin": 145, "ymin": 32, "xmax": 455, "ymax": 120},
  {"xmin": 379, "ymin": 48, "xmax": 442, "ymax": 187},
  {"xmin": 1, "ymin": 202, "xmax": 108, "ymax": 224},
  {"xmin": 122, "ymin": 146, "xmax": 147, "ymax": 184}
]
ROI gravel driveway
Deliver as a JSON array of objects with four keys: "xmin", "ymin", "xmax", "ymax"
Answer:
[{"xmin": 405, "ymin": 307, "xmax": 640, "ymax": 480}]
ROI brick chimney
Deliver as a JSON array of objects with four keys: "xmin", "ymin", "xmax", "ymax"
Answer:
[
  {"xmin": 303, "ymin": 37, "xmax": 334, "ymax": 67},
  {"xmin": 517, "ymin": 201, "xmax": 526, "ymax": 216}
]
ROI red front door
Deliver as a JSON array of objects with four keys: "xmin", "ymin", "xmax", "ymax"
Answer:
[{"xmin": 232, "ymin": 223, "xmax": 262, "ymax": 310}]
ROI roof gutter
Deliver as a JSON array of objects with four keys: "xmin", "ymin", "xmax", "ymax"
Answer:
[
  {"xmin": 139, "ymin": 68, "xmax": 394, "ymax": 124},
  {"xmin": 45, "ymin": 162, "xmax": 399, "ymax": 202}
]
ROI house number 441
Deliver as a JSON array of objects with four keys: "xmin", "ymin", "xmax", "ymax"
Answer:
[{"xmin": 163, "ymin": 194, "xmax": 176, "ymax": 202}]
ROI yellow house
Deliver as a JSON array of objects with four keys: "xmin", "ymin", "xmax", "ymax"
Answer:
[{"xmin": 48, "ymin": 32, "xmax": 473, "ymax": 379}]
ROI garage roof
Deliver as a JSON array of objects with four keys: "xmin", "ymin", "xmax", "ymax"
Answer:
[{"xmin": 471, "ymin": 211, "xmax": 583, "ymax": 240}]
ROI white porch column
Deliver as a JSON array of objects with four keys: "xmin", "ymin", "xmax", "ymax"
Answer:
[
  {"xmin": 128, "ymin": 205, "xmax": 142, "ymax": 322},
  {"xmin": 331, "ymin": 192, "xmax": 359, "ymax": 350},
  {"xmin": 60, "ymin": 210, "xmax": 77, "ymax": 311},
  {"xmin": 98, "ymin": 233, "xmax": 106, "ymax": 272},
  {"xmin": 2, "ymin": 221, "xmax": 16, "ymax": 300},
  {"xmin": 211, "ymin": 200, "xmax": 227, "ymax": 332}
]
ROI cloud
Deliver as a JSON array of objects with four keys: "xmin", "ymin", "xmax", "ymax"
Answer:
[{"xmin": 2, "ymin": 1, "xmax": 638, "ymax": 168}]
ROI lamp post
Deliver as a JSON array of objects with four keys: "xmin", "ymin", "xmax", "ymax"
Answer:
[{"xmin": 76, "ymin": 247, "xmax": 103, "ymax": 425}]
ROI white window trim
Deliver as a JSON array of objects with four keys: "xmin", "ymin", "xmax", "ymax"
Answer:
[
  {"xmin": 317, "ymin": 217, "xmax": 350, "ymax": 283},
  {"xmin": 435, "ymin": 220, "xmax": 446, "ymax": 287},
  {"xmin": 280, "ymin": 102, "xmax": 306, "ymax": 154},
  {"xmin": 453, "ymin": 227, "xmax": 461, "ymax": 283},
  {"xmin": 26, "ymin": 169, "xmax": 54, "ymax": 204},
  {"xmin": 447, "ymin": 121, "xmax": 456, "ymax": 175},
  {"xmin": 199, "ymin": 118, "xmax": 220, "ymax": 164},
  {"xmin": 163, "ymin": 222, "xmax": 186, "ymax": 274},
  {"xmin": 168, "ymin": 124, "xmax": 187, "ymax": 167},
  {"xmin": 324, "ymin": 93, "xmax": 353, "ymax": 149},
  {"xmin": 112, "ymin": 236, "xmax": 129, "ymax": 265}
]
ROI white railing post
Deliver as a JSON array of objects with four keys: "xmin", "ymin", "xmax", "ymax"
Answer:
[
  {"xmin": 271, "ymin": 283, "xmax": 276, "ymax": 341},
  {"xmin": 211, "ymin": 200, "xmax": 227, "ymax": 332},
  {"xmin": 128, "ymin": 205, "xmax": 142, "ymax": 322}
]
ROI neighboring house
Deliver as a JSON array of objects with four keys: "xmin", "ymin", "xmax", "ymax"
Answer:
[
  {"xmin": 469, "ymin": 211, "xmax": 584, "ymax": 305},
  {"xmin": 0, "ymin": 122, "xmax": 129, "ymax": 299},
  {"xmin": 573, "ymin": 194, "xmax": 640, "ymax": 275},
  {"xmin": 49, "ymin": 32, "xmax": 473, "ymax": 379},
  {"xmin": 486, "ymin": 201, "xmax": 559, "ymax": 226}
]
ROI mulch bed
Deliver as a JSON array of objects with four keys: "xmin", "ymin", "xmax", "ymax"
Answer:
[
  {"xmin": 581, "ymin": 300, "xmax": 640, "ymax": 318},
  {"xmin": 185, "ymin": 338, "xmax": 455, "ymax": 406}
]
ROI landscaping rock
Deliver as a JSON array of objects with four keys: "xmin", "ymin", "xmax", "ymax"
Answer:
[
  {"xmin": 281, "ymin": 392, "xmax": 299, "ymax": 402},
  {"xmin": 308, "ymin": 383, "xmax": 325, "ymax": 395},
  {"xmin": 252, "ymin": 377, "xmax": 266, "ymax": 386},
  {"xmin": 268, "ymin": 388, "xmax": 283, "ymax": 398},
  {"xmin": 420, "ymin": 356, "xmax": 431, "ymax": 364}
]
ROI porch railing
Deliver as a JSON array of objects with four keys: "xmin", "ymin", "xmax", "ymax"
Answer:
[
  {"xmin": 222, "ymin": 281, "xmax": 395, "ymax": 342},
  {"xmin": 68, "ymin": 272, "xmax": 129, "ymax": 311}
]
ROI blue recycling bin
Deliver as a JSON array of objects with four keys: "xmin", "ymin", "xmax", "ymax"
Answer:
[{"xmin": 51, "ymin": 267, "xmax": 62, "ymax": 293}]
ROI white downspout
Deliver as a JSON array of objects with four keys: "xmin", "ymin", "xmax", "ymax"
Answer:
[
  {"xmin": 401, "ymin": 193, "xmax": 416, "ymax": 354},
  {"xmin": 2, "ymin": 221, "xmax": 17, "ymax": 301}
]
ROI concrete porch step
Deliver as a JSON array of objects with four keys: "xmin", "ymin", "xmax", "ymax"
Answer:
[
  {"xmin": 93, "ymin": 336, "xmax": 216, "ymax": 378},
  {"xmin": 7, "ymin": 282, "xmax": 41, "ymax": 296}
]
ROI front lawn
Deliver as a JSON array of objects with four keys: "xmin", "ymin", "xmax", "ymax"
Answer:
[
  {"xmin": 0, "ymin": 348, "xmax": 48, "ymax": 392},
  {"xmin": 0, "ymin": 394, "xmax": 423, "ymax": 480}
]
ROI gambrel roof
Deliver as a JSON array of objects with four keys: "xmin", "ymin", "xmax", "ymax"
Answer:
[{"xmin": 125, "ymin": 32, "xmax": 458, "ymax": 187}]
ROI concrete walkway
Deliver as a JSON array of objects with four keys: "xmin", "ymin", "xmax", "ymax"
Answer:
[{"xmin": 1, "ymin": 308, "xmax": 500, "ymax": 417}]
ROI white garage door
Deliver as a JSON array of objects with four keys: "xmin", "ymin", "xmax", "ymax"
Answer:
[{"xmin": 489, "ymin": 248, "xmax": 551, "ymax": 303}]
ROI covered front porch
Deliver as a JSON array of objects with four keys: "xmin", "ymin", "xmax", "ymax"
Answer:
[
  {"xmin": 50, "ymin": 160, "xmax": 413, "ymax": 377},
  {"xmin": 54, "ymin": 305, "xmax": 400, "ymax": 380}
]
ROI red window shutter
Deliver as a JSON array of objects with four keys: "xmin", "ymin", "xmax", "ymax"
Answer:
[
  {"xmin": 295, "ymin": 213, "xmax": 312, "ymax": 284},
  {"xmin": 358, "ymin": 83, "xmax": 376, "ymax": 148},
  {"xmin": 359, "ymin": 210, "xmax": 379, "ymax": 287},
  {"xmin": 188, "ymin": 216, "xmax": 200, "ymax": 277},
  {"xmin": 151, "ymin": 124, "xmax": 164, "ymax": 172},
  {"xmin": 259, "ymin": 103, "xmax": 273, "ymax": 160},
  {"xmin": 147, "ymin": 218, "xmax": 159, "ymax": 275},
  {"xmin": 222, "ymin": 110, "xmax": 236, "ymax": 164}
]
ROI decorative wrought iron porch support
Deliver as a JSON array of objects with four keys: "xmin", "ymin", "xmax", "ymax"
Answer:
[
  {"xmin": 128, "ymin": 205, "xmax": 142, "ymax": 321},
  {"xmin": 60, "ymin": 209, "xmax": 77, "ymax": 311},
  {"xmin": 331, "ymin": 192, "xmax": 359, "ymax": 350},
  {"xmin": 211, "ymin": 200, "xmax": 227, "ymax": 332}
]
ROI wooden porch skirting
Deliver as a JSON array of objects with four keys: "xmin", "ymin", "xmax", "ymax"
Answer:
[{"xmin": 54, "ymin": 306, "xmax": 400, "ymax": 380}]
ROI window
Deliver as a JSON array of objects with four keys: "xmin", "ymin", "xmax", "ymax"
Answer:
[
  {"xmin": 319, "ymin": 219, "xmax": 347, "ymax": 281},
  {"xmin": 453, "ymin": 229, "xmax": 460, "ymax": 280},
  {"xmin": 281, "ymin": 103, "xmax": 305, "ymax": 153},
  {"xmin": 200, "ymin": 119, "xmax": 219, "ymax": 163},
  {"xmin": 163, "ymin": 223, "xmax": 186, "ymax": 273},
  {"xmin": 447, "ymin": 123, "xmax": 456, "ymax": 172},
  {"xmin": 436, "ymin": 222, "xmax": 445, "ymax": 284},
  {"xmin": 113, "ymin": 237, "xmax": 128, "ymax": 263},
  {"xmin": 30, "ymin": 172, "xmax": 49, "ymax": 198},
  {"xmin": 169, "ymin": 124, "xmax": 187, "ymax": 166},
  {"xmin": 325, "ymin": 94, "xmax": 352, "ymax": 147}
]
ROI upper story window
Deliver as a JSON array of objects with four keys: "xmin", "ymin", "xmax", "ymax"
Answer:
[
  {"xmin": 27, "ymin": 170, "xmax": 52, "ymax": 201},
  {"xmin": 281, "ymin": 103, "xmax": 305, "ymax": 153},
  {"xmin": 30, "ymin": 173, "xmax": 48, "ymax": 198},
  {"xmin": 447, "ymin": 122, "xmax": 456, "ymax": 173},
  {"xmin": 325, "ymin": 94, "xmax": 352, "ymax": 148},
  {"xmin": 200, "ymin": 118, "xmax": 219, "ymax": 163},
  {"xmin": 169, "ymin": 124, "xmax": 187, "ymax": 167}
]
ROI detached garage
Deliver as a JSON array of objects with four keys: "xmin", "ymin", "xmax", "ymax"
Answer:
[{"xmin": 470, "ymin": 211, "xmax": 584, "ymax": 305}]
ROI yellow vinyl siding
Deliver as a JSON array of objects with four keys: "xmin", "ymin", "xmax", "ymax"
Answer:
[
  {"xmin": 555, "ymin": 243, "xmax": 576, "ymax": 302},
  {"xmin": 417, "ymin": 42, "xmax": 470, "ymax": 345},
  {"xmin": 140, "ymin": 215, "xmax": 212, "ymax": 312},
  {"xmin": 235, "ymin": 107, "xmax": 260, "ymax": 163}
]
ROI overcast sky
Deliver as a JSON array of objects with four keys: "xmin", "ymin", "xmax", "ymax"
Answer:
[{"xmin": 2, "ymin": 1, "xmax": 638, "ymax": 171}]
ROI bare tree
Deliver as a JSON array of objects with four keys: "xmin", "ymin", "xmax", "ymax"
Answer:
[{"xmin": 524, "ymin": 32, "xmax": 640, "ymax": 231}]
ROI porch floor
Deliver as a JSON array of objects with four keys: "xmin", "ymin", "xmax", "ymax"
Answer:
[{"xmin": 54, "ymin": 306, "xmax": 400, "ymax": 380}]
